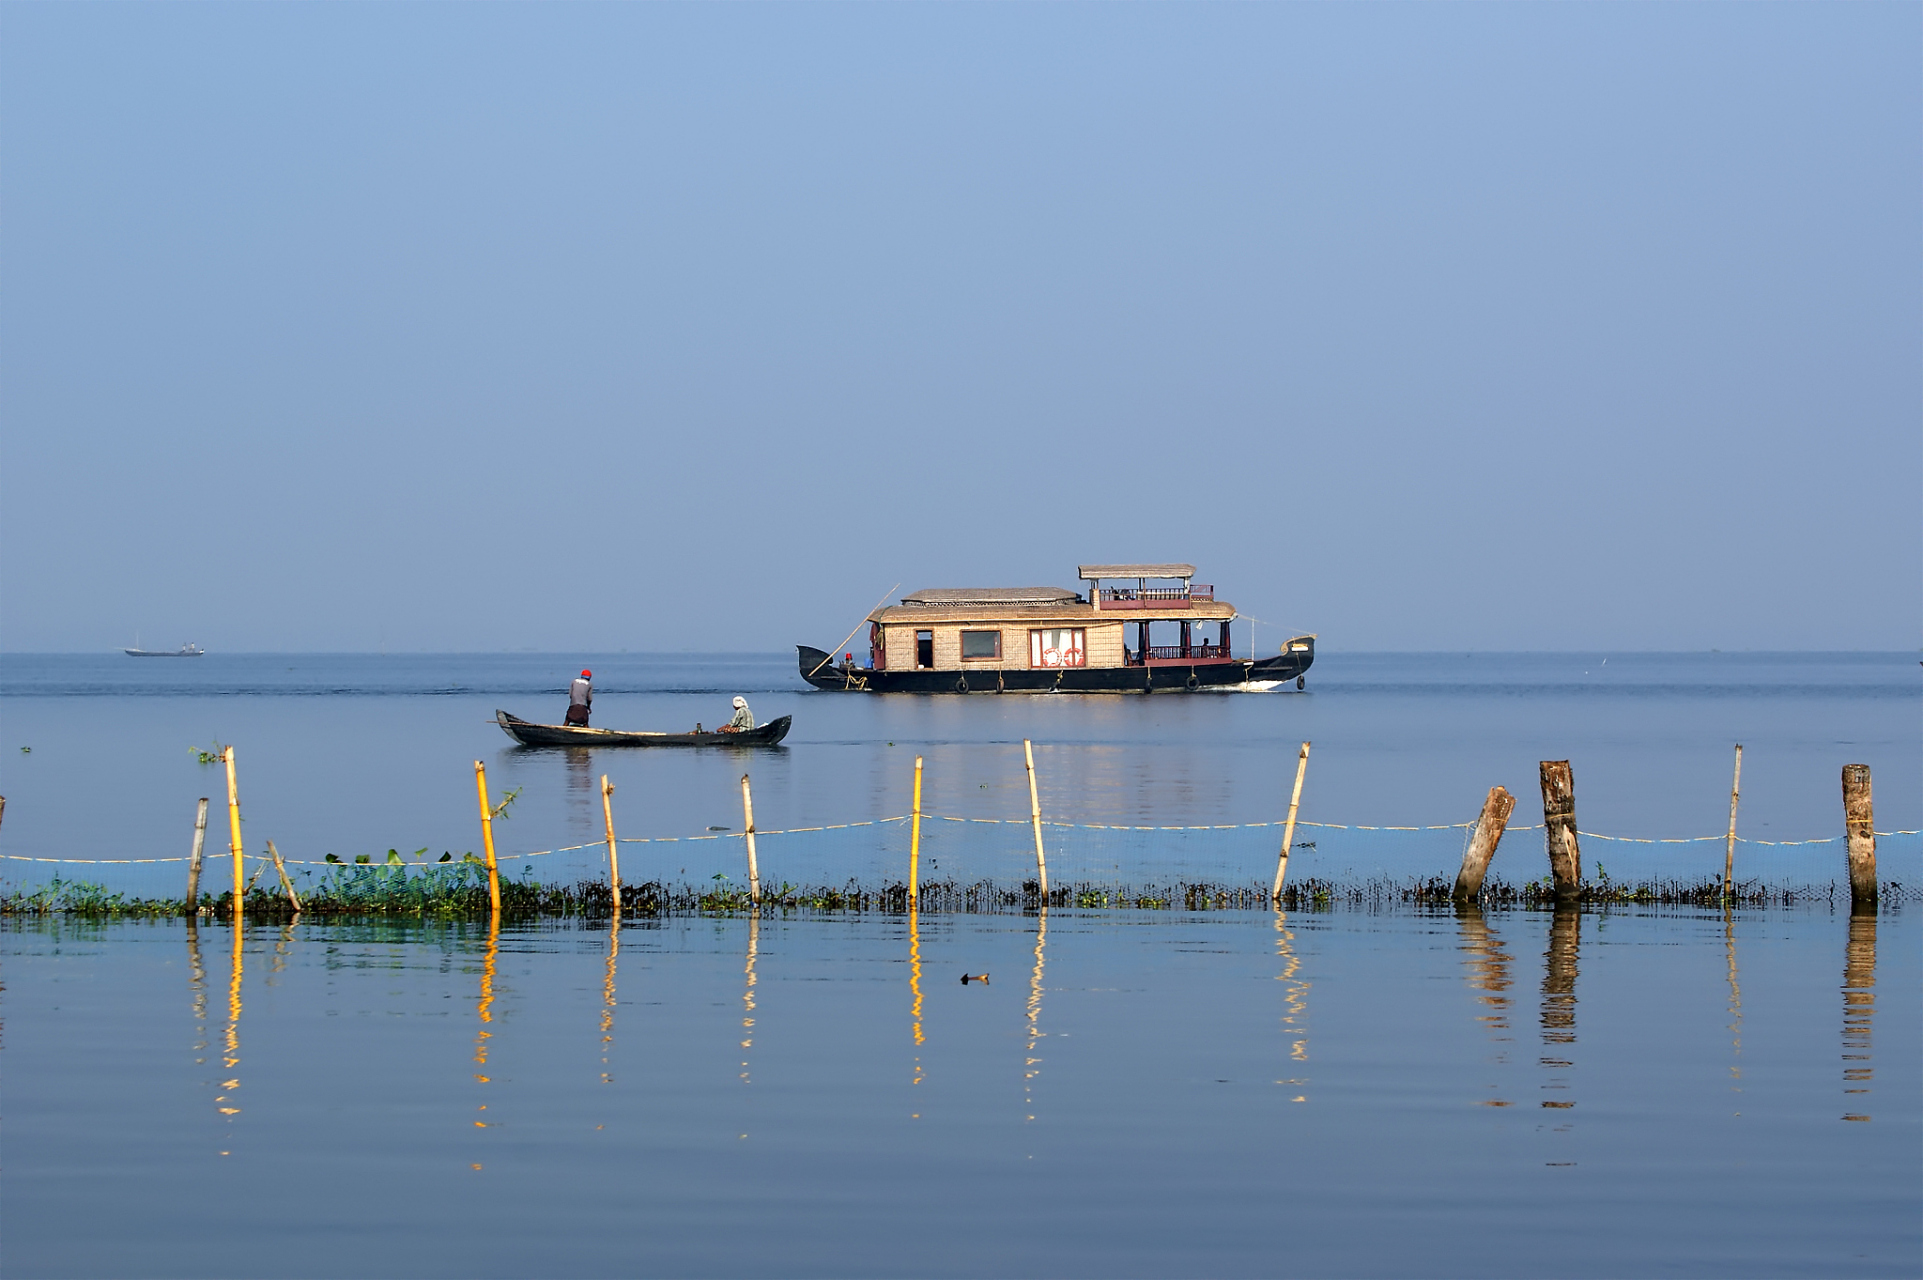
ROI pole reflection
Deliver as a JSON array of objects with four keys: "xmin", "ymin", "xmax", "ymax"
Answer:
[
  {"xmin": 1024, "ymin": 909, "xmax": 1047, "ymax": 1123},
  {"xmin": 217, "ymin": 922, "xmax": 243, "ymax": 1124},
  {"xmin": 908, "ymin": 906, "xmax": 925, "ymax": 1102},
  {"xmin": 1841, "ymin": 912, "xmax": 1876, "ymax": 1122},
  {"xmin": 1273, "ymin": 911, "xmax": 1309, "ymax": 1100},
  {"xmin": 1539, "ymin": 905, "xmax": 1579, "ymax": 1132},
  {"xmin": 1724, "ymin": 908, "xmax": 1743, "ymax": 1107},
  {"xmin": 740, "ymin": 908, "xmax": 759, "ymax": 1086},
  {"xmin": 472, "ymin": 916, "xmax": 499, "ymax": 1158},
  {"xmin": 1455, "ymin": 904, "xmax": 1511, "ymax": 1107},
  {"xmin": 601, "ymin": 907, "xmax": 620, "ymax": 1086}
]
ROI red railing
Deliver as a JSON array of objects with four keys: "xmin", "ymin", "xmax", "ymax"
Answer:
[
  {"xmin": 1099, "ymin": 585, "xmax": 1213, "ymax": 608},
  {"xmin": 1129, "ymin": 644, "xmax": 1231, "ymax": 663}
]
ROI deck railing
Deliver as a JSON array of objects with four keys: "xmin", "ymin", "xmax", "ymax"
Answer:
[
  {"xmin": 1129, "ymin": 643, "xmax": 1232, "ymax": 663},
  {"xmin": 1099, "ymin": 585, "xmax": 1213, "ymax": 607}
]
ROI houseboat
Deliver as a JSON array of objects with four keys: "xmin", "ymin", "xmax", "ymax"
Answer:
[{"xmin": 798, "ymin": 564, "xmax": 1314, "ymax": 693}]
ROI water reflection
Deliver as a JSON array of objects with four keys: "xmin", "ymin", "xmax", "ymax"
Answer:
[
  {"xmin": 218, "ymin": 923, "xmax": 243, "ymax": 1123},
  {"xmin": 740, "ymin": 909, "xmax": 759, "ymax": 1086},
  {"xmin": 472, "ymin": 917, "xmax": 499, "ymax": 1161},
  {"xmin": 1025, "ymin": 910, "xmax": 1046, "ymax": 1123},
  {"xmin": 908, "ymin": 907, "xmax": 924, "ymax": 1101},
  {"xmin": 1454, "ymin": 904, "xmax": 1511, "ymax": 1107},
  {"xmin": 600, "ymin": 910, "xmax": 620, "ymax": 1086},
  {"xmin": 1724, "ymin": 909, "xmax": 1743, "ymax": 1105},
  {"xmin": 1273, "ymin": 912, "xmax": 1309, "ymax": 1100},
  {"xmin": 1841, "ymin": 913, "xmax": 1876, "ymax": 1122},
  {"xmin": 1539, "ymin": 906, "xmax": 1579, "ymax": 1130}
]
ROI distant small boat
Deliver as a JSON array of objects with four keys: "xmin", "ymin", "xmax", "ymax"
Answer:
[
  {"xmin": 124, "ymin": 643, "xmax": 205, "ymax": 657},
  {"xmin": 495, "ymin": 710, "xmax": 793, "ymax": 748}
]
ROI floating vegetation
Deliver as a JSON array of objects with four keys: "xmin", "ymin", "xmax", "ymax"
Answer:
[{"xmin": 0, "ymin": 869, "xmax": 1906, "ymax": 920}]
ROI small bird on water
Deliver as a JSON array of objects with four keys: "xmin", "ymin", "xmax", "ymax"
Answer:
[{"xmin": 960, "ymin": 973, "xmax": 990, "ymax": 985}]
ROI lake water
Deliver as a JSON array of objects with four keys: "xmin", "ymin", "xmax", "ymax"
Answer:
[{"xmin": 1, "ymin": 652, "xmax": 1918, "ymax": 1275}]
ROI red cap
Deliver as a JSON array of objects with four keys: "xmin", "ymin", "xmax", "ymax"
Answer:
[{"xmin": 581, "ymin": 669, "xmax": 591, "ymax": 678}]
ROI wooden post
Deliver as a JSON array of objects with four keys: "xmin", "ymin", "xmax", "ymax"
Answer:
[
  {"xmin": 1540, "ymin": 760, "xmax": 1581, "ymax": 900},
  {"xmin": 740, "ymin": 773, "xmax": 760, "ymax": 903},
  {"xmin": 1271, "ymin": 742, "xmax": 1311, "ymax": 900},
  {"xmin": 187, "ymin": 798, "xmax": 210, "ymax": 910},
  {"xmin": 474, "ymin": 761, "xmax": 501, "ymax": 916},
  {"xmin": 224, "ymin": 748, "xmax": 244, "ymax": 915},
  {"xmin": 1842, "ymin": 764, "xmax": 1877, "ymax": 910},
  {"xmin": 1452, "ymin": 785, "xmax": 1516, "ymax": 902},
  {"xmin": 910, "ymin": 756, "xmax": 923, "ymax": 902},
  {"xmin": 1023, "ymin": 740, "xmax": 1049, "ymax": 902},
  {"xmin": 266, "ymin": 840, "xmax": 301, "ymax": 914},
  {"xmin": 600, "ymin": 774, "xmax": 622, "ymax": 911},
  {"xmin": 1723, "ymin": 745, "xmax": 1743, "ymax": 896}
]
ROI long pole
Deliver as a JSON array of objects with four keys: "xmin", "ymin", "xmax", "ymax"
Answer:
[
  {"xmin": 224, "ymin": 748, "xmax": 244, "ymax": 917},
  {"xmin": 1723, "ymin": 744, "xmax": 1743, "ymax": 897},
  {"xmin": 1452, "ymin": 785, "xmax": 1515, "ymax": 902},
  {"xmin": 1272, "ymin": 742, "xmax": 1311, "ymax": 901},
  {"xmin": 601, "ymin": 774, "xmax": 622, "ymax": 911},
  {"xmin": 806, "ymin": 582, "xmax": 902, "ymax": 679},
  {"xmin": 741, "ymin": 773, "xmax": 760, "ymax": 903},
  {"xmin": 266, "ymin": 840, "xmax": 301, "ymax": 914},
  {"xmin": 187, "ymin": 797, "xmax": 210, "ymax": 911},
  {"xmin": 474, "ymin": 761, "xmax": 501, "ymax": 916},
  {"xmin": 910, "ymin": 756, "xmax": 923, "ymax": 903},
  {"xmin": 1023, "ymin": 740, "xmax": 1049, "ymax": 902}
]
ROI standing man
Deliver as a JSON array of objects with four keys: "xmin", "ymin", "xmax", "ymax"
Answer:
[
  {"xmin": 720, "ymin": 695, "xmax": 754, "ymax": 733},
  {"xmin": 566, "ymin": 669, "xmax": 593, "ymax": 726}
]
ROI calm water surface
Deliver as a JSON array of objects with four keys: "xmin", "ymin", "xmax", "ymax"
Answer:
[{"xmin": 2, "ymin": 906, "xmax": 1916, "ymax": 1277}]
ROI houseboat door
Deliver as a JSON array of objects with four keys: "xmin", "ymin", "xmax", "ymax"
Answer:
[{"xmin": 916, "ymin": 630, "xmax": 934, "ymax": 669}]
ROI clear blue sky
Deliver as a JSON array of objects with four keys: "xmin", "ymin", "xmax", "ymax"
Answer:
[{"xmin": 2, "ymin": 3, "xmax": 1916, "ymax": 653}]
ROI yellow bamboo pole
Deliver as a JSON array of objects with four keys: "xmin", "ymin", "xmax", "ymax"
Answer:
[
  {"xmin": 601, "ymin": 774, "xmax": 622, "ymax": 912},
  {"xmin": 1272, "ymin": 742, "xmax": 1311, "ymax": 901},
  {"xmin": 910, "ymin": 756, "xmax": 923, "ymax": 902},
  {"xmin": 740, "ymin": 773, "xmax": 760, "ymax": 903},
  {"xmin": 1023, "ymin": 740, "xmax": 1049, "ymax": 902},
  {"xmin": 474, "ymin": 761, "xmax": 501, "ymax": 916},
  {"xmin": 224, "ymin": 747, "xmax": 244, "ymax": 917},
  {"xmin": 1723, "ymin": 744, "xmax": 1743, "ymax": 897}
]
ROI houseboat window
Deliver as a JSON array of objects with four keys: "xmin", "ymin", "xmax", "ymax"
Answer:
[
  {"xmin": 960, "ymin": 630, "xmax": 1002, "ymax": 660},
  {"xmin": 1029, "ymin": 628, "xmax": 1086, "ymax": 668},
  {"xmin": 915, "ymin": 630, "xmax": 934, "ymax": 669}
]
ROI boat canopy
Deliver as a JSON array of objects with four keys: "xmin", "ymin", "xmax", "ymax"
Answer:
[
  {"xmin": 1078, "ymin": 564, "xmax": 1196, "ymax": 582},
  {"xmin": 900, "ymin": 587, "xmax": 1081, "ymax": 607}
]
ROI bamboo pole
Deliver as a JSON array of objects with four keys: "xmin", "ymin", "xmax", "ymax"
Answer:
[
  {"xmin": 474, "ymin": 761, "xmax": 501, "ymax": 916},
  {"xmin": 266, "ymin": 840, "xmax": 301, "ymax": 914},
  {"xmin": 224, "ymin": 748, "xmax": 244, "ymax": 916},
  {"xmin": 1842, "ymin": 764, "xmax": 1877, "ymax": 910},
  {"xmin": 1023, "ymin": 740, "xmax": 1049, "ymax": 902},
  {"xmin": 1723, "ymin": 744, "xmax": 1743, "ymax": 896},
  {"xmin": 740, "ymin": 773, "xmax": 760, "ymax": 903},
  {"xmin": 187, "ymin": 798, "xmax": 210, "ymax": 910},
  {"xmin": 1271, "ymin": 742, "xmax": 1311, "ymax": 900},
  {"xmin": 1452, "ymin": 785, "xmax": 1515, "ymax": 902},
  {"xmin": 1540, "ymin": 760, "xmax": 1582, "ymax": 900},
  {"xmin": 910, "ymin": 756, "xmax": 923, "ymax": 903},
  {"xmin": 601, "ymin": 774, "xmax": 621, "ymax": 912}
]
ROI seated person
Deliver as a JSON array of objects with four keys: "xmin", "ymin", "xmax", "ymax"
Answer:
[{"xmin": 719, "ymin": 695, "xmax": 754, "ymax": 733}]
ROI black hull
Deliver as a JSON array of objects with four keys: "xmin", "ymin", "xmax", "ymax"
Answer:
[
  {"xmin": 795, "ymin": 642, "xmax": 1312, "ymax": 693},
  {"xmin": 496, "ymin": 711, "xmax": 793, "ymax": 747}
]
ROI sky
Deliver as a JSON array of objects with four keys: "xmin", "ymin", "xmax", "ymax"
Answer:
[{"xmin": 1, "ymin": 2, "xmax": 1916, "ymax": 653}]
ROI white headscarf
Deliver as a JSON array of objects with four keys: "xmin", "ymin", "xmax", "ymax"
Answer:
[{"xmin": 732, "ymin": 696, "xmax": 746, "ymax": 708}]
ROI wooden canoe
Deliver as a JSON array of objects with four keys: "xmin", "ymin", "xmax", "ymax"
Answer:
[{"xmin": 495, "ymin": 711, "xmax": 793, "ymax": 748}]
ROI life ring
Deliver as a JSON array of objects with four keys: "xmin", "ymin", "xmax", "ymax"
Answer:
[
  {"xmin": 955, "ymin": 675, "xmax": 969, "ymax": 693},
  {"xmin": 1185, "ymin": 672, "xmax": 1199, "ymax": 690}
]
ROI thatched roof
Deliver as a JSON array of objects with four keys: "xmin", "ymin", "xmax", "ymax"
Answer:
[
  {"xmin": 899, "ymin": 587, "xmax": 1081, "ymax": 607},
  {"xmin": 1077, "ymin": 564, "xmax": 1196, "ymax": 580}
]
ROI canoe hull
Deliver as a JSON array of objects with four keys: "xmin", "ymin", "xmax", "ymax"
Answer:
[
  {"xmin": 495, "ymin": 711, "xmax": 793, "ymax": 747},
  {"xmin": 795, "ymin": 641, "xmax": 1313, "ymax": 693}
]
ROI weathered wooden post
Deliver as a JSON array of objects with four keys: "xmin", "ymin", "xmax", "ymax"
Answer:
[
  {"xmin": 1452, "ymin": 786, "xmax": 1516, "ymax": 901},
  {"xmin": 266, "ymin": 840, "xmax": 301, "ymax": 914},
  {"xmin": 740, "ymin": 773, "xmax": 761, "ymax": 903},
  {"xmin": 1271, "ymin": 742, "xmax": 1311, "ymax": 900},
  {"xmin": 223, "ymin": 748, "xmax": 245, "ymax": 916},
  {"xmin": 186, "ymin": 797, "xmax": 210, "ymax": 910},
  {"xmin": 1023, "ymin": 740, "xmax": 1049, "ymax": 903},
  {"xmin": 910, "ymin": 756, "xmax": 923, "ymax": 902},
  {"xmin": 1842, "ymin": 764, "xmax": 1877, "ymax": 910},
  {"xmin": 1723, "ymin": 745, "xmax": 1743, "ymax": 896},
  {"xmin": 474, "ymin": 761, "xmax": 502, "ymax": 916},
  {"xmin": 1539, "ymin": 761, "xmax": 1581, "ymax": 900},
  {"xmin": 600, "ymin": 774, "xmax": 622, "ymax": 911}
]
